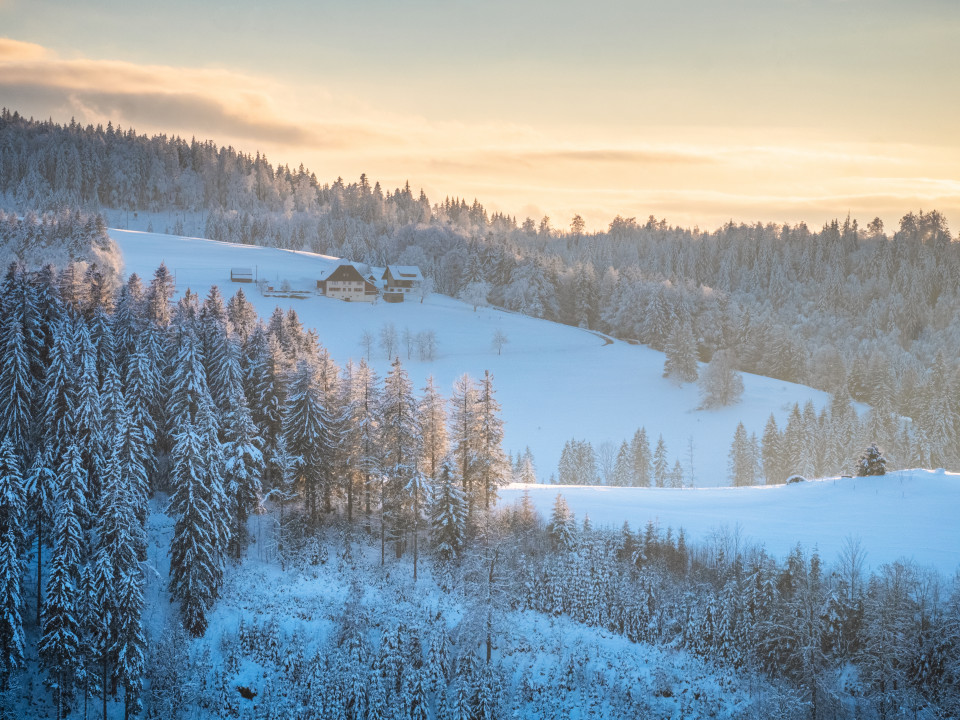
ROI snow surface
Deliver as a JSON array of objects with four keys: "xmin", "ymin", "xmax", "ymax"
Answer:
[
  {"xmin": 111, "ymin": 228, "xmax": 833, "ymax": 489},
  {"xmin": 502, "ymin": 470, "xmax": 960, "ymax": 574}
]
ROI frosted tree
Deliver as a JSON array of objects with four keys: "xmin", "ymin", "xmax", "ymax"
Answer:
[
  {"xmin": 857, "ymin": 443, "xmax": 886, "ymax": 477},
  {"xmin": 761, "ymin": 414, "xmax": 783, "ymax": 484},
  {"xmin": 146, "ymin": 263, "xmax": 175, "ymax": 328},
  {"xmin": 418, "ymin": 376, "xmax": 448, "ymax": 483},
  {"xmin": 0, "ymin": 439, "xmax": 26, "ymax": 687},
  {"xmin": 226, "ymin": 288, "xmax": 257, "ymax": 343},
  {"xmin": 93, "ymin": 424, "xmax": 146, "ymax": 719},
  {"xmin": 611, "ymin": 441, "xmax": 632, "ymax": 487},
  {"xmin": 42, "ymin": 319, "xmax": 77, "ymax": 458},
  {"xmin": 342, "ymin": 359, "xmax": 380, "ymax": 523},
  {"xmin": 515, "ymin": 447, "xmax": 537, "ymax": 484},
  {"xmin": 379, "ymin": 356, "xmax": 420, "ymax": 559},
  {"xmin": 475, "ymin": 370, "xmax": 509, "ymax": 510},
  {"xmin": 670, "ymin": 459, "xmax": 685, "ymax": 489},
  {"xmin": 283, "ymin": 359, "xmax": 331, "ymax": 524},
  {"xmin": 0, "ymin": 311, "xmax": 32, "ymax": 456},
  {"xmin": 653, "ymin": 435, "xmax": 669, "ymax": 488},
  {"xmin": 449, "ymin": 374, "xmax": 480, "ymax": 510},
  {"xmin": 221, "ymin": 370, "xmax": 264, "ymax": 562},
  {"xmin": 699, "ymin": 349, "xmax": 744, "ymax": 408},
  {"xmin": 547, "ymin": 494, "xmax": 577, "ymax": 552},
  {"xmin": 729, "ymin": 422, "xmax": 759, "ymax": 486},
  {"xmin": 491, "ymin": 329, "xmax": 508, "ymax": 355},
  {"xmin": 630, "ymin": 428, "xmax": 652, "ymax": 487},
  {"xmin": 40, "ymin": 439, "xmax": 88, "ymax": 717},
  {"xmin": 429, "ymin": 464, "xmax": 467, "ymax": 564},
  {"xmin": 168, "ymin": 419, "xmax": 226, "ymax": 637},
  {"xmin": 663, "ymin": 320, "xmax": 698, "ymax": 383}
]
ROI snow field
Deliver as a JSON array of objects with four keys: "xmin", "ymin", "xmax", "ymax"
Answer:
[
  {"xmin": 111, "ymin": 228, "xmax": 833, "ymax": 489},
  {"xmin": 501, "ymin": 469, "xmax": 960, "ymax": 574}
]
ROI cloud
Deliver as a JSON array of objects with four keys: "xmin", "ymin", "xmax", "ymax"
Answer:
[
  {"xmin": 0, "ymin": 37, "xmax": 396, "ymax": 150},
  {"xmin": 0, "ymin": 38, "xmax": 47, "ymax": 61}
]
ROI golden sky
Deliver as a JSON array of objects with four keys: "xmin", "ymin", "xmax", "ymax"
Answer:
[{"xmin": 2, "ymin": 0, "xmax": 958, "ymax": 233}]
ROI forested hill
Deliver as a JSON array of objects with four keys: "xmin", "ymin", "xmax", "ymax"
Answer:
[{"xmin": 2, "ymin": 109, "xmax": 959, "ymax": 472}]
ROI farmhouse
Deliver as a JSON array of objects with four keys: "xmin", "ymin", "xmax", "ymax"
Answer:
[
  {"xmin": 381, "ymin": 265, "xmax": 423, "ymax": 301},
  {"xmin": 317, "ymin": 263, "xmax": 379, "ymax": 302}
]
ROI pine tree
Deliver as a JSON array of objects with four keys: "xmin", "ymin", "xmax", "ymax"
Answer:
[
  {"xmin": 630, "ymin": 428, "xmax": 652, "ymax": 487},
  {"xmin": 40, "ymin": 439, "xmax": 88, "ymax": 718},
  {"xmin": 611, "ymin": 441, "xmax": 632, "ymax": 487},
  {"xmin": 761, "ymin": 414, "xmax": 782, "ymax": 484},
  {"xmin": 226, "ymin": 288, "xmax": 257, "ymax": 344},
  {"xmin": 379, "ymin": 357, "xmax": 420, "ymax": 559},
  {"xmin": 167, "ymin": 419, "xmax": 226, "ymax": 637},
  {"xmin": 670, "ymin": 459, "xmax": 685, "ymax": 489},
  {"xmin": 283, "ymin": 359, "xmax": 331, "ymax": 525},
  {"xmin": 41, "ymin": 320, "xmax": 77, "ymax": 458},
  {"xmin": 418, "ymin": 376, "xmax": 448, "ymax": 483},
  {"xmin": 857, "ymin": 443, "xmax": 886, "ymax": 476},
  {"xmin": 429, "ymin": 465, "xmax": 467, "ymax": 564},
  {"xmin": 146, "ymin": 263, "xmax": 175, "ymax": 328},
  {"xmin": 449, "ymin": 374, "xmax": 479, "ymax": 512},
  {"xmin": 663, "ymin": 320, "xmax": 698, "ymax": 383},
  {"xmin": 475, "ymin": 371, "xmax": 508, "ymax": 510},
  {"xmin": 729, "ymin": 422, "xmax": 758, "ymax": 486},
  {"xmin": 0, "ymin": 311, "xmax": 32, "ymax": 456},
  {"xmin": 547, "ymin": 494, "xmax": 577, "ymax": 552},
  {"xmin": 0, "ymin": 439, "xmax": 26, "ymax": 687},
  {"xmin": 653, "ymin": 435, "xmax": 669, "ymax": 488}
]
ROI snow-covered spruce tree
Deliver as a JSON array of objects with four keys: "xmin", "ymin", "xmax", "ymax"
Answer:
[
  {"xmin": 123, "ymin": 341, "xmax": 159, "ymax": 485},
  {"xmin": 379, "ymin": 356, "xmax": 420, "ymax": 560},
  {"xmin": 857, "ymin": 443, "xmax": 887, "ymax": 476},
  {"xmin": 341, "ymin": 359, "xmax": 380, "ymax": 524},
  {"xmin": 74, "ymin": 322, "xmax": 105, "ymax": 506},
  {"xmin": 670, "ymin": 459, "xmax": 685, "ymax": 489},
  {"xmin": 146, "ymin": 262, "xmax": 175, "ymax": 328},
  {"xmin": 93, "ymin": 424, "xmax": 146, "ymax": 719},
  {"xmin": 547, "ymin": 493, "xmax": 577, "ymax": 552},
  {"xmin": 39, "ymin": 439, "xmax": 88, "ymax": 718},
  {"xmin": 244, "ymin": 326, "xmax": 287, "ymax": 461},
  {"xmin": 226, "ymin": 288, "xmax": 257, "ymax": 344},
  {"xmin": 283, "ymin": 358, "xmax": 331, "ymax": 525},
  {"xmin": 611, "ymin": 441, "xmax": 632, "ymax": 487},
  {"xmin": 167, "ymin": 328, "xmax": 229, "ymax": 636},
  {"xmin": 25, "ymin": 444, "xmax": 56, "ymax": 626},
  {"xmin": 449, "ymin": 373, "xmax": 479, "ymax": 514},
  {"xmin": 218, "ymin": 342, "xmax": 263, "ymax": 561},
  {"xmin": 698, "ymin": 349, "xmax": 744, "ymax": 408},
  {"xmin": 41, "ymin": 319, "xmax": 77, "ymax": 458},
  {"xmin": 729, "ymin": 422, "xmax": 759, "ymax": 486},
  {"xmin": 653, "ymin": 435, "xmax": 669, "ymax": 488},
  {"xmin": 475, "ymin": 370, "xmax": 509, "ymax": 510},
  {"xmin": 429, "ymin": 464, "xmax": 467, "ymax": 565},
  {"xmin": 761, "ymin": 414, "xmax": 783, "ymax": 484},
  {"xmin": 111, "ymin": 274, "xmax": 146, "ymax": 370},
  {"xmin": 662, "ymin": 319, "xmax": 698, "ymax": 383},
  {"xmin": 0, "ymin": 438, "xmax": 26, "ymax": 688},
  {"xmin": 630, "ymin": 427, "xmax": 652, "ymax": 487},
  {"xmin": 168, "ymin": 418, "xmax": 226, "ymax": 638},
  {"xmin": 0, "ymin": 309, "xmax": 33, "ymax": 457}
]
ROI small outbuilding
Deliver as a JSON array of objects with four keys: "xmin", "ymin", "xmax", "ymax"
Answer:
[{"xmin": 230, "ymin": 267, "xmax": 254, "ymax": 283}]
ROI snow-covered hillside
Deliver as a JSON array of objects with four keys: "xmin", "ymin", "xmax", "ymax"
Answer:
[
  {"xmin": 111, "ymin": 228, "xmax": 833, "ymax": 487},
  {"xmin": 502, "ymin": 469, "xmax": 960, "ymax": 574}
]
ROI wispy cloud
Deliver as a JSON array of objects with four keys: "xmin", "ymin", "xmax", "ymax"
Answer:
[{"xmin": 0, "ymin": 38, "xmax": 396, "ymax": 150}]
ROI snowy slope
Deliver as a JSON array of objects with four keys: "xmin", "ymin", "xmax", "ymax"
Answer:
[
  {"xmin": 112, "ymin": 228, "xmax": 834, "ymax": 487},
  {"xmin": 502, "ymin": 470, "xmax": 960, "ymax": 574}
]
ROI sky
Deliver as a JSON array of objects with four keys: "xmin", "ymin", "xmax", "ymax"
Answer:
[{"xmin": 2, "ymin": 0, "xmax": 959, "ymax": 233}]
